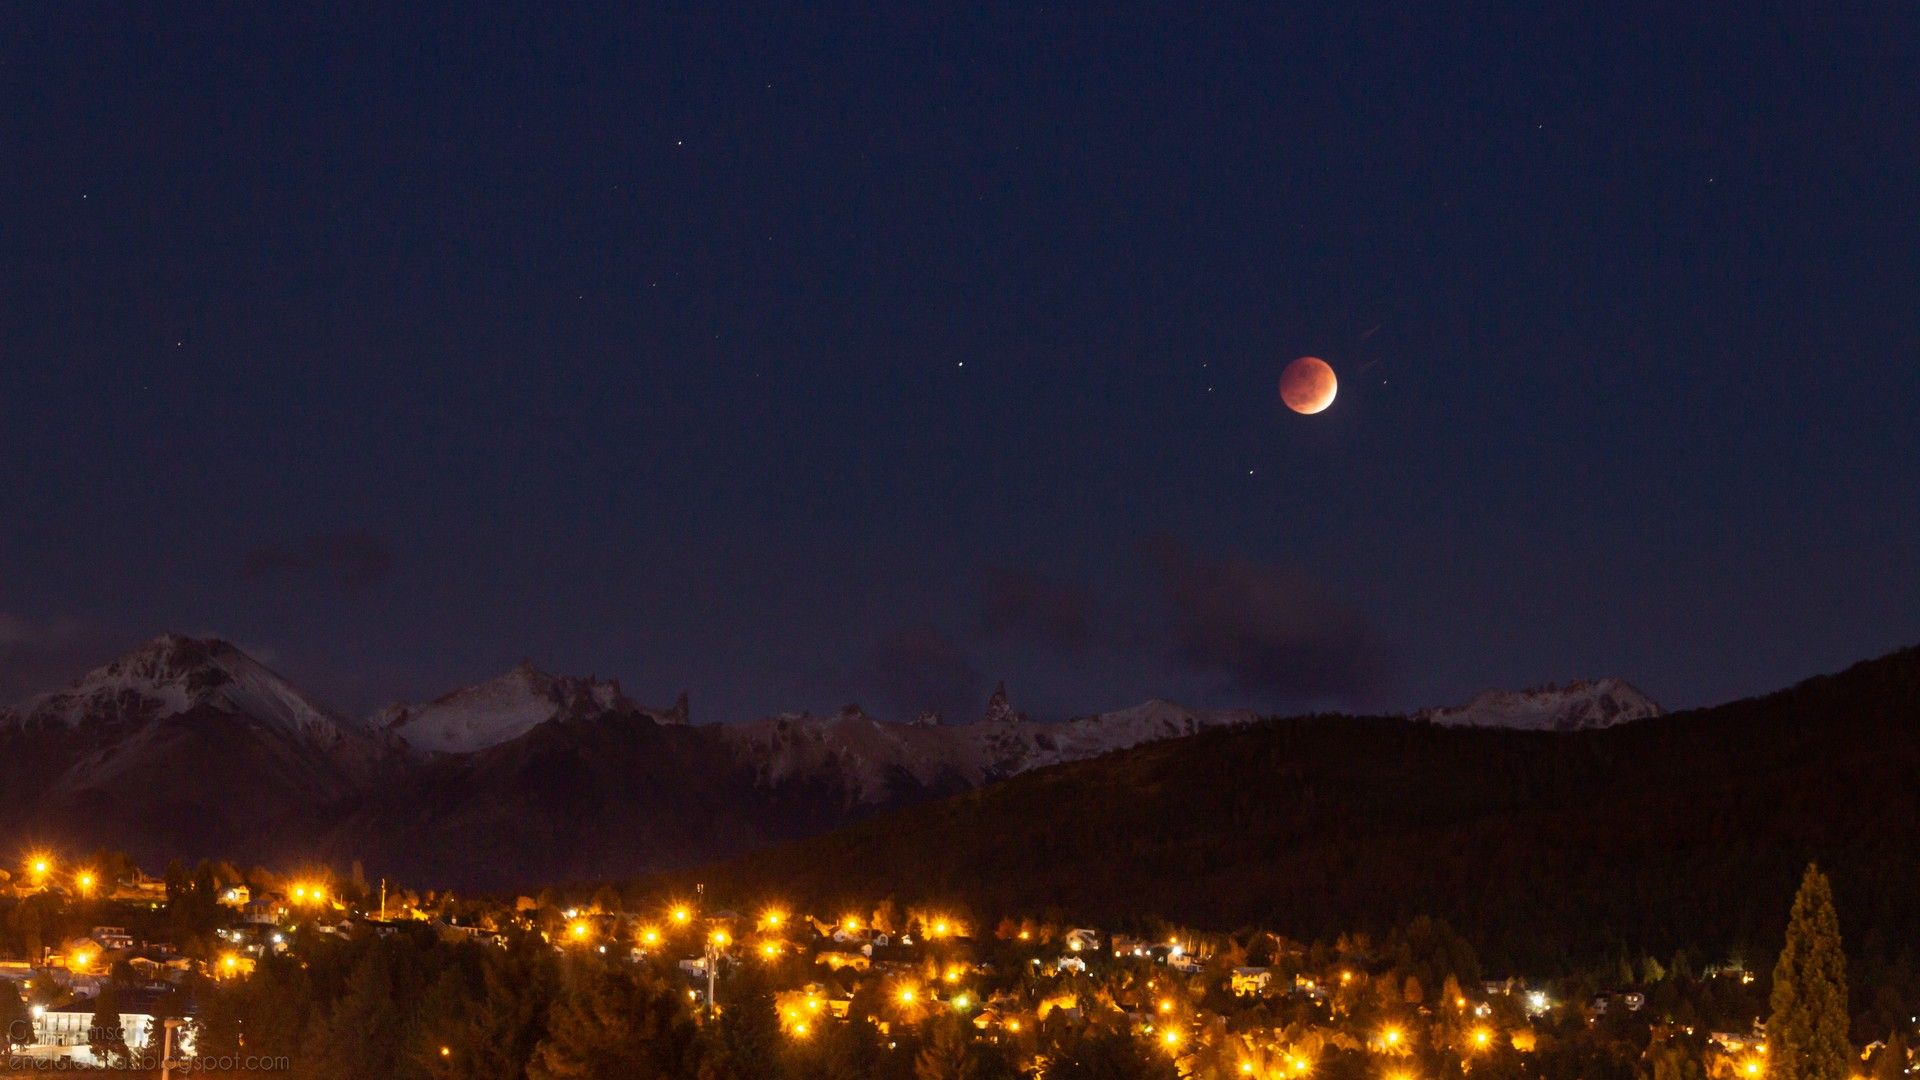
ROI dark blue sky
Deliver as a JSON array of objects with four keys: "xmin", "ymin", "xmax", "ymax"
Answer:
[{"xmin": 4, "ymin": 5, "xmax": 1917, "ymax": 722}]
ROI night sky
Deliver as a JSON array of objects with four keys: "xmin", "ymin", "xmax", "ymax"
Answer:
[{"xmin": 4, "ymin": 6, "xmax": 1917, "ymax": 723}]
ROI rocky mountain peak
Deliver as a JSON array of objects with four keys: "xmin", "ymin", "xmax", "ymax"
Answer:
[
  {"xmin": 1413, "ymin": 677, "xmax": 1662, "ymax": 731},
  {"xmin": 980, "ymin": 681, "xmax": 1027, "ymax": 725}
]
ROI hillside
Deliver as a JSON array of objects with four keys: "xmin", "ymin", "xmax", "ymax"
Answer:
[{"xmin": 685, "ymin": 646, "xmax": 1920, "ymax": 975}]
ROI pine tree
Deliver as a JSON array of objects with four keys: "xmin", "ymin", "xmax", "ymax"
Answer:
[
  {"xmin": 914, "ymin": 1015, "xmax": 970, "ymax": 1080},
  {"xmin": 89, "ymin": 984, "xmax": 130, "ymax": 1068},
  {"xmin": 528, "ymin": 962, "xmax": 705, "ymax": 1079},
  {"xmin": 1768, "ymin": 863, "xmax": 1851, "ymax": 1080},
  {"xmin": 1045, "ymin": 1023, "xmax": 1179, "ymax": 1080},
  {"xmin": 0, "ymin": 980, "xmax": 31, "ymax": 1049},
  {"xmin": 298, "ymin": 950, "xmax": 405, "ymax": 1080},
  {"xmin": 706, "ymin": 965, "xmax": 785, "ymax": 1080}
]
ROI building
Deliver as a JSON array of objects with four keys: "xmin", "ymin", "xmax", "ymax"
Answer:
[
  {"xmin": 1062, "ymin": 928, "xmax": 1101, "ymax": 954},
  {"xmin": 1232, "ymin": 967, "xmax": 1273, "ymax": 996}
]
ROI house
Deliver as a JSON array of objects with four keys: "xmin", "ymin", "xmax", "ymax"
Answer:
[
  {"xmin": 31, "ymin": 997, "xmax": 158, "ymax": 1064},
  {"xmin": 1062, "ymin": 928, "xmax": 1101, "ymax": 954},
  {"xmin": 244, "ymin": 896, "xmax": 288, "ymax": 925},
  {"xmin": 1231, "ymin": 967, "xmax": 1273, "ymax": 996},
  {"xmin": 89, "ymin": 928, "xmax": 134, "ymax": 951},
  {"xmin": 219, "ymin": 885, "xmax": 251, "ymax": 908}
]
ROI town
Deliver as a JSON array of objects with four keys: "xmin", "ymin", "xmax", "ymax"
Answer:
[{"xmin": 0, "ymin": 851, "xmax": 1907, "ymax": 1079}]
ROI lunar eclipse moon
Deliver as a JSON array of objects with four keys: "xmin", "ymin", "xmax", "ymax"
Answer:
[{"xmin": 1280, "ymin": 356, "xmax": 1338, "ymax": 414}]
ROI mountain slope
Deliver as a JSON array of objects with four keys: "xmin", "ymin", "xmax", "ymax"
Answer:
[
  {"xmin": 718, "ymin": 688, "xmax": 1258, "ymax": 807},
  {"xmin": 687, "ymin": 646, "xmax": 1920, "ymax": 973},
  {"xmin": 0, "ymin": 635, "xmax": 382, "ymax": 862}
]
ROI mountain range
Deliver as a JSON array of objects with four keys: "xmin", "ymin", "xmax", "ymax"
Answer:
[
  {"xmin": 0, "ymin": 633, "xmax": 1659, "ymax": 888},
  {"xmin": 685, "ymin": 645, "xmax": 1920, "ymax": 977}
]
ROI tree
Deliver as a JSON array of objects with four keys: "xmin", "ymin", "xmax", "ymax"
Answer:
[
  {"xmin": 459, "ymin": 942, "xmax": 560, "ymax": 1079},
  {"xmin": 1, "ymin": 980, "xmax": 31, "ymax": 1050},
  {"xmin": 705, "ymin": 965, "xmax": 785, "ymax": 1080},
  {"xmin": 914, "ymin": 1015, "xmax": 970, "ymax": 1080},
  {"xmin": 298, "ymin": 948, "xmax": 409, "ymax": 1080},
  {"xmin": 89, "ymin": 984, "xmax": 131, "ymax": 1068},
  {"xmin": 528, "ymin": 962, "xmax": 705, "ymax": 1079},
  {"xmin": 1768, "ymin": 864, "xmax": 1851, "ymax": 1080},
  {"xmin": 1044, "ymin": 1023, "xmax": 1178, "ymax": 1080}
]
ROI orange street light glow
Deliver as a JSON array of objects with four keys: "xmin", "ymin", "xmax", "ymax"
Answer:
[
  {"xmin": 671, "ymin": 906, "xmax": 692, "ymax": 924},
  {"xmin": 640, "ymin": 927, "xmax": 661, "ymax": 945},
  {"xmin": 568, "ymin": 920, "xmax": 590, "ymax": 940}
]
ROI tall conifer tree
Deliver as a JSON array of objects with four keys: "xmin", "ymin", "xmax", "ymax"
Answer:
[{"xmin": 1769, "ymin": 864, "xmax": 1851, "ymax": 1080}]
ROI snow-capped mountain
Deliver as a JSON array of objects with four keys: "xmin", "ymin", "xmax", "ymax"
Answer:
[
  {"xmin": 0, "ymin": 629, "xmax": 1677, "ymax": 887},
  {"xmin": 720, "ymin": 685, "xmax": 1259, "ymax": 806},
  {"xmin": 0, "ymin": 633, "xmax": 372, "ymax": 750},
  {"xmin": 1412, "ymin": 678, "xmax": 1662, "ymax": 731},
  {"xmin": 0, "ymin": 635, "xmax": 383, "ymax": 863},
  {"xmin": 377, "ymin": 660, "xmax": 686, "ymax": 755}
]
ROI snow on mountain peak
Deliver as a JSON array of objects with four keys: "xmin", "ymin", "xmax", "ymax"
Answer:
[
  {"xmin": 0, "ymin": 633, "xmax": 370, "ymax": 746},
  {"xmin": 1413, "ymin": 677, "xmax": 1662, "ymax": 732},
  {"xmin": 981, "ymin": 681, "xmax": 1027, "ymax": 725},
  {"xmin": 377, "ymin": 662, "xmax": 685, "ymax": 755},
  {"xmin": 722, "ymin": 688, "xmax": 1261, "ymax": 807}
]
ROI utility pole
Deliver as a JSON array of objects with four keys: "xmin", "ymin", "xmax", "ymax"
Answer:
[
  {"xmin": 158, "ymin": 1017, "xmax": 182, "ymax": 1080},
  {"xmin": 379, "ymin": 878, "xmax": 387, "ymax": 921},
  {"xmin": 705, "ymin": 933, "xmax": 719, "ymax": 1020},
  {"xmin": 695, "ymin": 882, "xmax": 720, "ymax": 1019}
]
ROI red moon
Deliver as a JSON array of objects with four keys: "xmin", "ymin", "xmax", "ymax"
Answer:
[{"xmin": 1279, "ymin": 356, "xmax": 1338, "ymax": 414}]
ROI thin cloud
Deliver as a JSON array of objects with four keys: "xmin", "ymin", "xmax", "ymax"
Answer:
[
  {"xmin": 242, "ymin": 532, "xmax": 394, "ymax": 589},
  {"xmin": 979, "ymin": 566, "xmax": 1104, "ymax": 652},
  {"xmin": 868, "ymin": 624, "xmax": 986, "ymax": 721},
  {"xmin": 0, "ymin": 614, "xmax": 128, "ymax": 706},
  {"xmin": 1144, "ymin": 535, "xmax": 1388, "ymax": 703}
]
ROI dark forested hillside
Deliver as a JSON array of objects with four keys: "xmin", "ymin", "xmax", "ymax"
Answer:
[{"xmin": 688, "ymin": 647, "xmax": 1920, "ymax": 979}]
